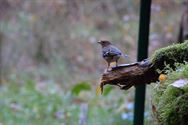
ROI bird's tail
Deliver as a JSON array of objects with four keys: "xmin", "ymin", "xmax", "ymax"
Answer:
[
  {"xmin": 122, "ymin": 54, "xmax": 130, "ymax": 61},
  {"xmin": 123, "ymin": 54, "xmax": 129, "ymax": 58}
]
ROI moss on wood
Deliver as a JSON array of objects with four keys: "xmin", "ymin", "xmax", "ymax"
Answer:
[
  {"xmin": 151, "ymin": 41, "xmax": 188, "ymax": 70},
  {"xmin": 152, "ymin": 63, "xmax": 188, "ymax": 125}
]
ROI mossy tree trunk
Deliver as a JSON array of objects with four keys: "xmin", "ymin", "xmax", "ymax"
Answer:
[{"xmin": 99, "ymin": 41, "xmax": 188, "ymax": 90}]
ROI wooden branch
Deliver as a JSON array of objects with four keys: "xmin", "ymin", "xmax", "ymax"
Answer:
[{"xmin": 99, "ymin": 41, "xmax": 188, "ymax": 91}]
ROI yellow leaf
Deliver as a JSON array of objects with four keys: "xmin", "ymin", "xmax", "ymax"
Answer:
[{"xmin": 96, "ymin": 85, "xmax": 103, "ymax": 95}]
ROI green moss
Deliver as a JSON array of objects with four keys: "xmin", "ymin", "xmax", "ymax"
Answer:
[
  {"xmin": 161, "ymin": 93, "xmax": 188, "ymax": 125},
  {"xmin": 182, "ymin": 64, "xmax": 188, "ymax": 78},
  {"xmin": 152, "ymin": 63, "xmax": 188, "ymax": 125},
  {"xmin": 152, "ymin": 41, "xmax": 188, "ymax": 63},
  {"xmin": 151, "ymin": 41, "xmax": 188, "ymax": 70}
]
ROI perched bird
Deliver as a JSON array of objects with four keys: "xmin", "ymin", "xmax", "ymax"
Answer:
[{"xmin": 98, "ymin": 40, "xmax": 128, "ymax": 71}]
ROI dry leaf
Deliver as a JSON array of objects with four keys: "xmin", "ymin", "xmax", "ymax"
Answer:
[
  {"xmin": 96, "ymin": 85, "xmax": 102, "ymax": 95},
  {"xmin": 171, "ymin": 79, "xmax": 188, "ymax": 88}
]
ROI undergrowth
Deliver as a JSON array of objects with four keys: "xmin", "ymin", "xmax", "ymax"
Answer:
[{"xmin": 152, "ymin": 62, "xmax": 188, "ymax": 125}]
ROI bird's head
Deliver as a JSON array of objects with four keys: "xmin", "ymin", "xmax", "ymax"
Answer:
[{"xmin": 97, "ymin": 40, "xmax": 111, "ymax": 47}]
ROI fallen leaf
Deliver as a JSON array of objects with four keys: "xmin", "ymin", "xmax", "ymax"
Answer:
[{"xmin": 171, "ymin": 79, "xmax": 188, "ymax": 88}]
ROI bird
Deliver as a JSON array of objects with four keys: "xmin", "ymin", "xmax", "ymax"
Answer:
[{"xmin": 98, "ymin": 40, "xmax": 128, "ymax": 71}]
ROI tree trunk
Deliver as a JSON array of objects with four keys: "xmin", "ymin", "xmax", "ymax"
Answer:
[{"xmin": 178, "ymin": 1, "xmax": 188, "ymax": 43}]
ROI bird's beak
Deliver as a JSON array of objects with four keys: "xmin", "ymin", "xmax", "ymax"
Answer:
[{"xmin": 97, "ymin": 41, "xmax": 101, "ymax": 44}]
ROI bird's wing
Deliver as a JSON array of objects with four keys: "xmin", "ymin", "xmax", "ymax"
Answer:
[
  {"xmin": 109, "ymin": 46, "xmax": 122, "ymax": 55},
  {"xmin": 102, "ymin": 45, "xmax": 122, "ymax": 57},
  {"xmin": 110, "ymin": 46, "xmax": 129, "ymax": 59}
]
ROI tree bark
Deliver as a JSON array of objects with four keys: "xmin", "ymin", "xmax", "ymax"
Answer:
[
  {"xmin": 178, "ymin": 1, "xmax": 188, "ymax": 43},
  {"xmin": 99, "ymin": 41, "xmax": 188, "ymax": 91},
  {"xmin": 0, "ymin": 0, "xmax": 10, "ymax": 19},
  {"xmin": 0, "ymin": 32, "xmax": 4, "ymax": 85}
]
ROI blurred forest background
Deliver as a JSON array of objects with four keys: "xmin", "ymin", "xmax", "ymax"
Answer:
[{"xmin": 0, "ymin": 0, "xmax": 183, "ymax": 125}]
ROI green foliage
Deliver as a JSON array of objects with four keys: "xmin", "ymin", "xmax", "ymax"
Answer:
[
  {"xmin": 152, "ymin": 62, "xmax": 188, "ymax": 125},
  {"xmin": 0, "ymin": 80, "xmax": 80, "ymax": 125},
  {"xmin": 102, "ymin": 86, "xmax": 113, "ymax": 96},
  {"xmin": 71, "ymin": 82, "xmax": 91, "ymax": 95},
  {"xmin": 0, "ymin": 79, "xmax": 137, "ymax": 125},
  {"xmin": 182, "ymin": 65, "xmax": 188, "ymax": 78}
]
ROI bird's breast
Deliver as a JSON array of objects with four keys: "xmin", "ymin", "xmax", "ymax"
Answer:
[{"xmin": 103, "ymin": 54, "xmax": 120, "ymax": 62}]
